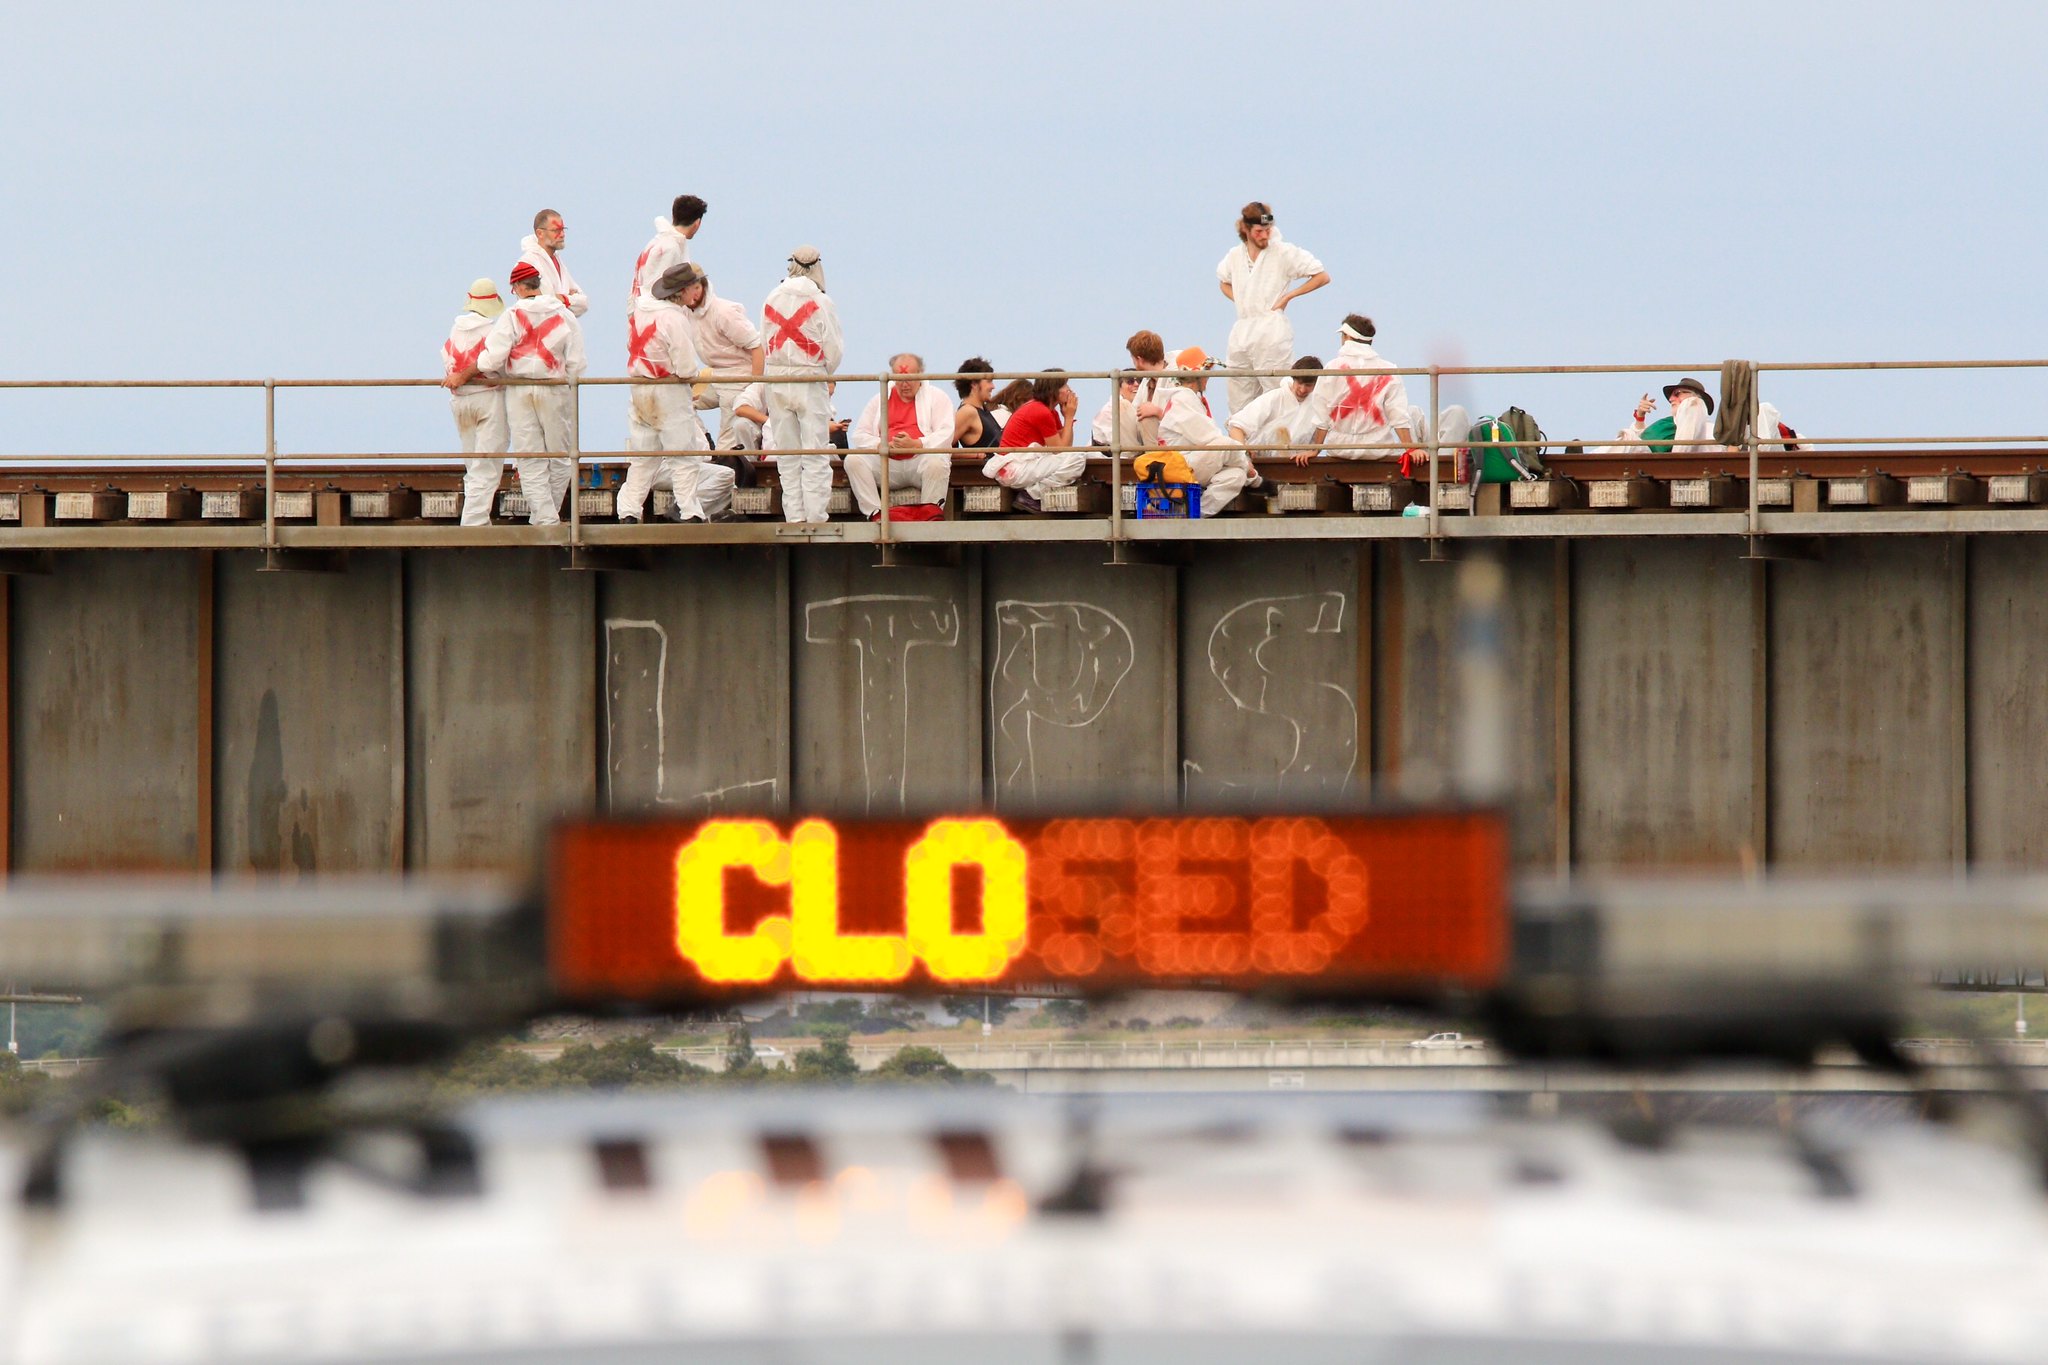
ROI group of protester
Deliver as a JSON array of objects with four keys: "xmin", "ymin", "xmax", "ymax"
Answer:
[{"xmin": 440, "ymin": 198, "xmax": 1765, "ymax": 526}]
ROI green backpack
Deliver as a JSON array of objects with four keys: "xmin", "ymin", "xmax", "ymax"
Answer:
[
  {"xmin": 1641, "ymin": 416, "xmax": 1677, "ymax": 455},
  {"xmin": 1465, "ymin": 416, "xmax": 1539, "ymax": 483}
]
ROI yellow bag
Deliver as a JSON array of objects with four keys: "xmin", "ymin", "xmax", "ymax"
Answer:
[{"xmin": 1134, "ymin": 449, "xmax": 1197, "ymax": 484}]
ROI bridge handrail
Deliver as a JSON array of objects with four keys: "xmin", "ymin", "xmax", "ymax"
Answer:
[{"xmin": 10, "ymin": 356, "xmax": 2048, "ymax": 550}]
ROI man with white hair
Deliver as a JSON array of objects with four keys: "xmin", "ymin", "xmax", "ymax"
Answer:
[
  {"xmin": 622, "ymin": 262, "xmax": 736, "ymax": 524},
  {"xmin": 518, "ymin": 209, "xmax": 588, "ymax": 317},
  {"xmin": 628, "ymin": 193, "xmax": 705, "ymax": 305},
  {"xmin": 847, "ymin": 353, "xmax": 955, "ymax": 518},
  {"xmin": 440, "ymin": 278, "xmax": 508, "ymax": 526},
  {"xmin": 449, "ymin": 260, "xmax": 586, "ymax": 526},
  {"xmin": 759, "ymin": 246, "xmax": 843, "ymax": 524}
]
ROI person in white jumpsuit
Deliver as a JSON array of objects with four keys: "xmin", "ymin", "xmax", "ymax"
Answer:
[
  {"xmin": 1142, "ymin": 347, "xmax": 1260, "ymax": 513},
  {"xmin": 462, "ymin": 262, "xmax": 586, "ymax": 526},
  {"xmin": 759, "ymin": 246, "xmax": 843, "ymax": 524},
  {"xmin": 685, "ymin": 275, "xmax": 765, "ymax": 445},
  {"xmin": 847, "ymin": 354, "xmax": 956, "ymax": 517},
  {"xmin": 627, "ymin": 193, "xmax": 705, "ymax": 305},
  {"xmin": 1226, "ymin": 355, "xmax": 1321, "ymax": 464},
  {"xmin": 1216, "ymin": 202, "xmax": 1330, "ymax": 417},
  {"xmin": 440, "ymin": 278, "xmax": 508, "ymax": 526},
  {"xmin": 1302, "ymin": 316, "xmax": 1417, "ymax": 464},
  {"xmin": 622, "ymin": 263, "xmax": 735, "ymax": 524},
  {"xmin": 518, "ymin": 210, "xmax": 588, "ymax": 317},
  {"xmin": 717, "ymin": 381, "xmax": 770, "ymax": 452}
]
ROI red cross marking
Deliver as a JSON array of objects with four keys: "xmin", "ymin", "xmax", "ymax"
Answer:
[
  {"xmin": 443, "ymin": 335, "xmax": 486, "ymax": 377},
  {"xmin": 631, "ymin": 244, "xmax": 654, "ymax": 299},
  {"xmin": 508, "ymin": 311, "xmax": 566, "ymax": 371},
  {"xmin": 763, "ymin": 301, "xmax": 823, "ymax": 361},
  {"xmin": 626, "ymin": 315, "xmax": 670, "ymax": 378},
  {"xmin": 1330, "ymin": 372, "xmax": 1393, "ymax": 425}
]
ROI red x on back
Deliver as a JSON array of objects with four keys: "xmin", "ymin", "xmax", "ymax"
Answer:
[
  {"xmin": 508, "ymin": 311, "xmax": 566, "ymax": 371},
  {"xmin": 443, "ymin": 335, "xmax": 486, "ymax": 377},
  {"xmin": 763, "ymin": 301, "xmax": 822, "ymax": 361},
  {"xmin": 1330, "ymin": 372, "xmax": 1393, "ymax": 425},
  {"xmin": 626, "ymin": 315, "xmax": 670, "ymax": 378}
]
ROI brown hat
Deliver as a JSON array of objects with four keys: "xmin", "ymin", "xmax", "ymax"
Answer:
[
  {"xmin": 1663, "ymin": 377, "xmax": 1715, "ymax": 415},
  {"xmin": 652, "ymin": 262, "xmax": 706, "ymax": 301}
]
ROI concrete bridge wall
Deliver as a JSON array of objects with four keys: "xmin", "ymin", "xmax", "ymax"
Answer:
[{"xmin": 2, "ymin": 535, "xmax": 2037, "ymax": 877}]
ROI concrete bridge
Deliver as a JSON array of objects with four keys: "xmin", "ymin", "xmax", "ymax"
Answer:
[{"xmin": 0, "ymin": 530, "xmax": 2035, "ymax": 878}]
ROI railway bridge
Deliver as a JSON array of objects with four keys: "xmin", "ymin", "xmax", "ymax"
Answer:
[{"xmin": 3, "ymin": 360, "xmax": 2046, "ymax": 880}]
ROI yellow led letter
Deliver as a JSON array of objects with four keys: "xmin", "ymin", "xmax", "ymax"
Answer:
[
  {"xmin": 904, "ymin": 818, "xmax": 1030, "ymax": 982},
  {"xmin": 674, "ymin": 820, "xmax": 794, "ymax": 983},
  {"xmin": 790, "ymin": 819, "xmax": 913, "ymax": 983}
]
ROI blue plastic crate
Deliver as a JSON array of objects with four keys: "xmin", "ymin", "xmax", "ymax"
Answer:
[{"xmin": 1133, "ymin": 480, "xmax": 1202, "ymax": 519}]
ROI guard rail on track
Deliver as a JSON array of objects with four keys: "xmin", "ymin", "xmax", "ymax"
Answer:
[{"xmin": 7, "ymin": 357, "xmax": 2048, "ymax": 553}]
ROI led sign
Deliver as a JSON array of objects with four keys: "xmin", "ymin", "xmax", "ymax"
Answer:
[{"xmin": 550, "ymin": 813, "xmax": 1507, "ymax": 1000}]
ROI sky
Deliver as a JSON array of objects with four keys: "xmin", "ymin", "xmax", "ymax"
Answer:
[{"xmin": 6, "ymin": 0, "xmax": 2046, "ymax": 460}]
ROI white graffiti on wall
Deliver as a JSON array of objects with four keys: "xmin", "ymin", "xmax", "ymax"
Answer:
[
  {"xmin": 803, "ymin": 594, "xmax": 962, "ymax": 813},
  {"xmin": 989, "ymin": 600, "xmax": 1136, "ymax": 804},
  {"xmin": 603, "ymin": 619, "xmax": 779, "ymax": 812},
  {"xmin": 1186, "ymin": 590, "xmax": 1357, "ymax": 799}
]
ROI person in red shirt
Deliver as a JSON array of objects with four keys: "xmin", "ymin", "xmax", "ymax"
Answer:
[
  {"xmin": 981, "ymin": 370, "xmax": 1086, "ymax": 513},
  {"xmin": 847, "ymin": 353, "xmax": 954, "ymax": 518}
]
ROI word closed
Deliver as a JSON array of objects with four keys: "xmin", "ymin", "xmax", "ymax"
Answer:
[{"xmin": 549, "ymin": 813, "xmax": 1508, "ymax": 1000}]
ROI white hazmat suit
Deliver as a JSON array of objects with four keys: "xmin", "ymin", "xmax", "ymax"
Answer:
[
  {"xmin": 627, "ymin": 219, "xmax": 692, "ymax": 306},
  {"xmin": 1217, "ymin": 230, "xmax": 1325, "ymax": 414},
  {"xmin": 624, "ymin": 297, "xmax": 734, "ymax": 523},
  {"xmin": 1300, "ymin": 337, "xmax": 1414, "ymax": 461},
  {"xmin": 1155, "ymin": 388, "xmax": 1258, "ymax": 513},
  {"xmin": 442, "ymin": 311, "xmax": 507, "ymax": 526},
  {"xmin": 759, "ymin": 275, "xmax": 843, "ymax": 523},
  {"xmin": 517, "ymin": 236, "xmax": 588, "ymax": 317},
  {"xmin": 476, "ymin": 293, "xmax": 587, "ymax": 526}
]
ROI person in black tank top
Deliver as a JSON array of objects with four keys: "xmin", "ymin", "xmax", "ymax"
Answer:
[{"xmin": 951, "ymin": 355, "xmax": 1004, "ymax": 448}]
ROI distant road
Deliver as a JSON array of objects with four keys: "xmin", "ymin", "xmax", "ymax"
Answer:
[{"xmin": 515, "ymin": 1036, "xmax": 2048, "ymax": 1096}]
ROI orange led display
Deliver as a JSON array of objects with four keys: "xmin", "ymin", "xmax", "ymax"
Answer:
[{"xmin": 550, "ymin": 812, "xmax": 1508, "ymax": 1001}]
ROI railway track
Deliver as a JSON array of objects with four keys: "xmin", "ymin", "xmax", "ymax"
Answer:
[{"xmin": 0, "ymin": 447, "xmax": 2038, "ymax": 525}]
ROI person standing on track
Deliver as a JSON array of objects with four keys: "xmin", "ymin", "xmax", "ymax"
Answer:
[
  {"xmin": 1216, "ymin": 202, "xmax": 1329, "ymax": 417},
  {"xmin": 628, "ymin": 194, "xmax": 706, "ymax": 306},
  {"xmin": 759, "ymin": 246, "xmax": 843, "ymax": 524},
  {"xmin": 622, "ymin": 263, "xmax": 734, "ymax": 524},
  {"xmin": 519, "ymin": 209, "xmax": 588, "ymax": 317},
  {"xmin": 440, "ymin": 278, "xmax": 509, "ymax": 527},
  {"xmin": 450, "ymin": 261, "xmax": 586, "ymax": 526}
]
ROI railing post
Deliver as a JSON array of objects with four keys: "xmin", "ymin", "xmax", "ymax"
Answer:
[
  {"xmin": 568, "ymin": 378, "xmax": 582, "ymax": 546},
  {"xmin": 1748, "ymin": 365, "xmax": 1763, "ymax": 546},
  {"xmin": 877, "ymin": 372, "xmax": 892, "ymax": 545},
  {"xmin": 263, "ymin": 379, "xmax": 276, "ymax": 553},
  {"xmin": 1109, "ymin": 366, "xmax": 1123, "ymax": 549},
  {"xmin": 1427, "ymin": 365, "xmax": 1442, "ymax": 558}
]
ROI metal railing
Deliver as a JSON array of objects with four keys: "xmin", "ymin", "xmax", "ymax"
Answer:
[{"xmin": 7, "ymin": 355, "xmax": 2048, "ymax": 554}]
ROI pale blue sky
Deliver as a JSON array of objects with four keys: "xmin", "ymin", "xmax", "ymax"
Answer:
[{"xmin": 6, "ymin": 1, "xmax": 2043, "ymax": 458}]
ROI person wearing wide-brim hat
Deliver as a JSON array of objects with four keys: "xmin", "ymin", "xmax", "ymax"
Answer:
[
  {"xmin": 440, "ymin": 278, "xmax": 509, "ymax": 526},
  {"xmin": 1607, "ymin": 375, "xmax": 1720, "ymax": 456}
]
